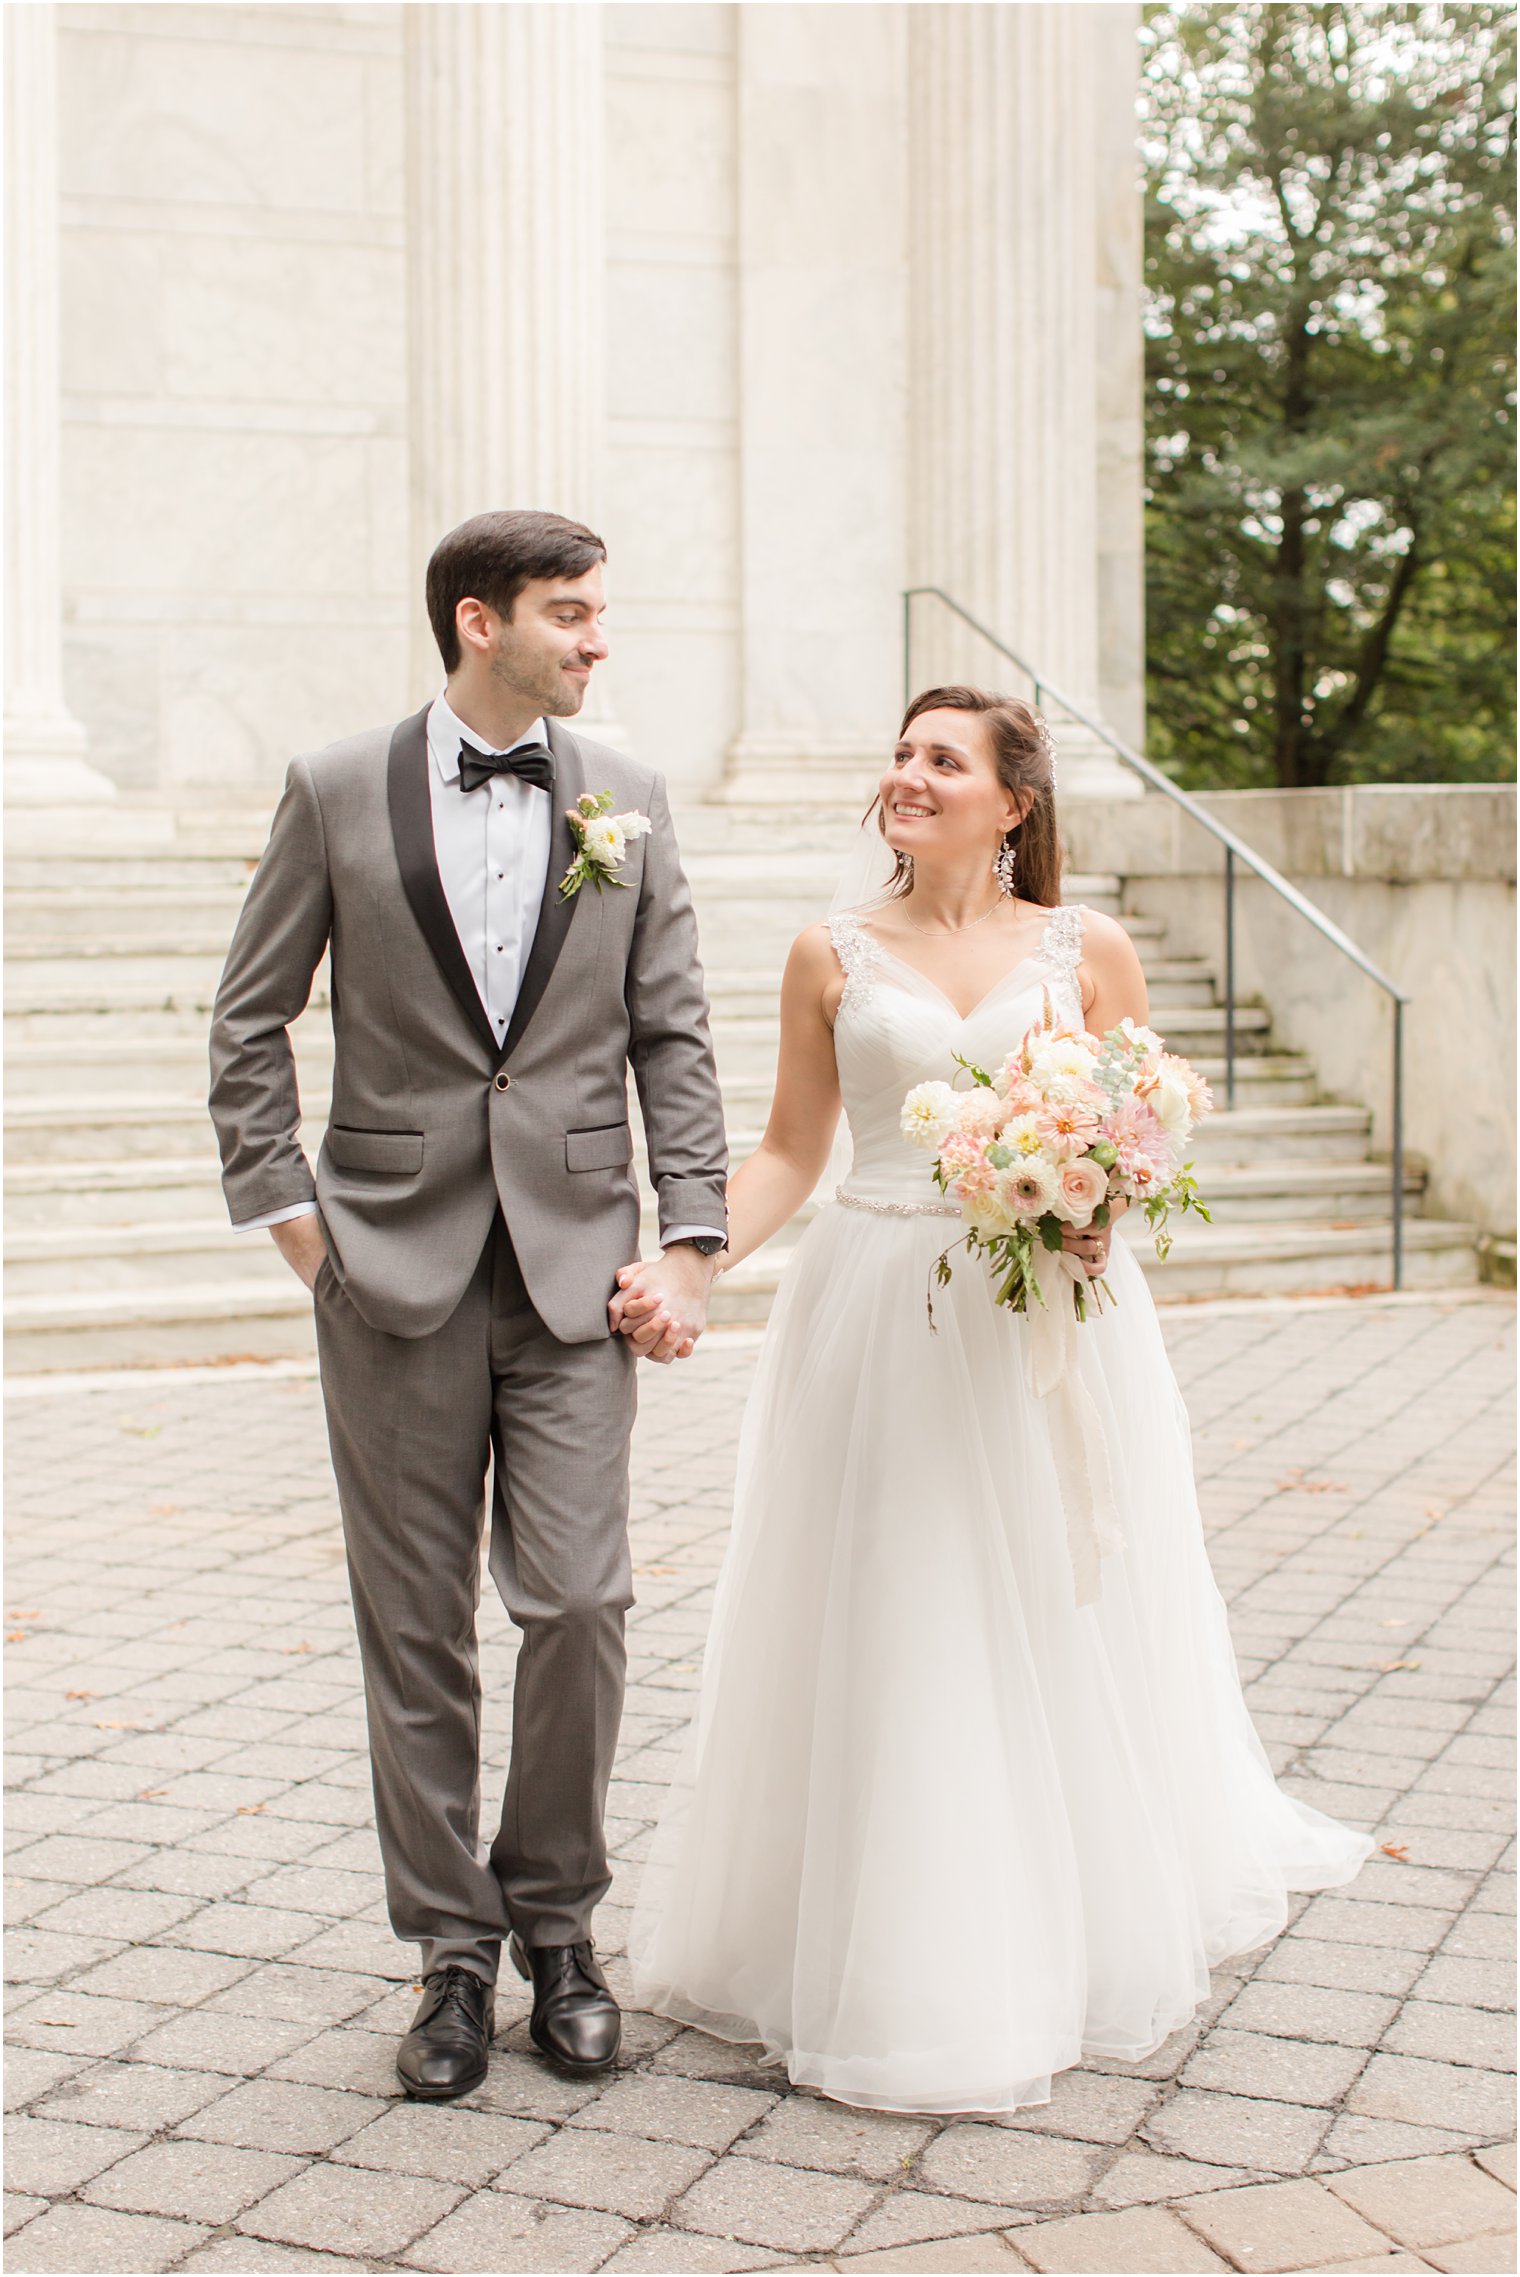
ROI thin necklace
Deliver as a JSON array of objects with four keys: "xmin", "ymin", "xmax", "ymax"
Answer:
[{"xmin": 904, "ymin": 896, "xmax": 1004, "ymax": 937}]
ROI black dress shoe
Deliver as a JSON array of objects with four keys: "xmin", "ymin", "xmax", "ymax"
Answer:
[
  {"xmin": 396, "ymin": 1965, "xmax": 494, "ymax": 2100},
  {"xmin": 509, "ymin": 1934, "xmax": 621, "ymax": 2073}
]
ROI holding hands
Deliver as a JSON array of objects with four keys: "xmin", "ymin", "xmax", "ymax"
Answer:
[{"xmin": 610, "ymin": 1242, "xmax": 722, "ymax": 1363}]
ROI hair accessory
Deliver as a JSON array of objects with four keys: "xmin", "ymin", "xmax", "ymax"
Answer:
[{"xmin": 1031, "ymin": 707, "xmax": 1058, "ymax": 785}]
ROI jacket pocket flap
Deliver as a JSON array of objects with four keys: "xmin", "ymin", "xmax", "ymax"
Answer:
[
  {"xmin": 326, "ymin": 1126, "xmax": 424, "ymax": 1174},
  {"xmin": 566, "ymin": 1123, "xmax": 634, "ymax": 1173}
]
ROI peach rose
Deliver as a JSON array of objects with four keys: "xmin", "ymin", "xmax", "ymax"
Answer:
[{"xmin": 1054, "ymin": 1156, "xmax": 1110, "ymax": 1228}]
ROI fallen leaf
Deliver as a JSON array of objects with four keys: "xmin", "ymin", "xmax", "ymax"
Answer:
[
  {"xmin": 1380, "ymin": 1843, "xmax": 1410, "ymax": 1862},
  {"xmin": 1231, "ymin": 1438, "xmax": 1254, "ymax": 1450},
  {"xmin": 1276, "ymin": 1476, "xmax": 1346, "ymax": 1494},
  {"xmin": 64, "ymin": 1689, "xmax": 96, "ymax": 1701},
  {"xmin": 1378, "ymin": 1659, "xmax": 1422, "ymax": 1673},
  {"xmin": 1378, "ymin": 1619, "xmax": 1410, "ymax": 1629},
  {"xmin": 280, "ymin": 1642, "xmax": 314, "ymax": 1656},
  {"xmin": 7, "ymin": 1610, "xmax": 40, "ymax": 1620},
  {"xmin": 95, "ymin": 1718, "xmax": 144, "ymax": 1731},
  {"xmin": 36, "ymin": 2020, "xmax": 76, "ymax": 2028},
  {"xmin": 119, "ymin": 1422, "xmax": 161, "ymax": 1438},
  {"xmin": 236, "ymin": 1802, "xmax": 266, "ymax": 1816},
  {"xmin": 1424, "ymin": 1502, "xmax": 1447, "ymax": 1521},
  {"xmin": 137, "ymin": 1788, "xmax": 166, "ymax": 1801},
  {"xmin": 149, "ymin": 1504, "xmax": 181, "ymax": 1516},
  {"xmin": 6, "ymin": 1631, "xmax": 29, "ymax": 1644}
]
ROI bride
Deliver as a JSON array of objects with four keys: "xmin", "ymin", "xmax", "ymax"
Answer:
[{"xmin": 620, "ymin": 685, "xmax": 1370, "ymax": 2116}]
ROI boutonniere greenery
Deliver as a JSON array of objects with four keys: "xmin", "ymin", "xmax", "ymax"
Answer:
[{"xmin": 559, "ymin": 790, "xmax": 653, "ymax": 901}]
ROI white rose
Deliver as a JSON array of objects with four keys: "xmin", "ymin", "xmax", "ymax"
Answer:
[
  {"xmin": 900, "ymin": 1081, "xmax": 960, "ymax": 1152},
  {"xmin": 1120, "ymin": 1016, "xmax": 1164, "ymax": 1059},
  {"xmin": 611, "ymin": 808, "xmax": 653, "ymax": 842},
  {"xmin": 1150, "ymin": 1066, "xmax": 1193, "ymax": 1133},
  {"xmin": 583, "ymin": 816, "xmax": 625, "ymax": 866}
]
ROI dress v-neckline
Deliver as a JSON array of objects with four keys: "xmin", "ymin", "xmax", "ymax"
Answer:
[{"xmin": 856, "ymin": 909, "xmax": 1066, "ymax": 1026}]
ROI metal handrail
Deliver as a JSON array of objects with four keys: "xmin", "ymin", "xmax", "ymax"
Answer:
[{"xmin": 904, "ymin": 584, "xmax": 1411, "ymax": 1288}]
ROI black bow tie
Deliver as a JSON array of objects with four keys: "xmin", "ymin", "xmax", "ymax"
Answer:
[{"xmin": 456, "ymin": 741, "xmax": 554, "ymax": 796}]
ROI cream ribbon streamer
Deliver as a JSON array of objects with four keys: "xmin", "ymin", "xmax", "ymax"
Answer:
[{"xmin": 1024, "ymin": 1240, "xmax": 1123, "ymax": 1607}]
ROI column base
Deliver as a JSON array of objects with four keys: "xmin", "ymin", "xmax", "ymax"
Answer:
[
  {"xmin": 717, "ymin": 734, "xmax": 892, "ymax": 808},
  {"xmin": 4, "ymin": 717, "xmax": 118, "ymax": 805},
  {"xmin": 1047, "ymin": 721, "xmax": 1145, "ymax": 801}
]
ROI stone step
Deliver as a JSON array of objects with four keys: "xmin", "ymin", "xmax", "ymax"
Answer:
[
  {"xmin": 1188, "ymin": 1103, "xmax": 1371, "ymax": 1164},
  {"xmin": 3, "ymin": 1280, "xmax": 323, "ymax": 1372},
  {"xmin": 4, "ymin": 1181, "xmax": 778, "ymax": 1294},
  {"xmin": 6, "ymin": 1157, "xmax": 233, "ymax": 1229},
  {"xmin": 3, "ymin": 1205, "xmax": 1480, "ymax": 1369},
  {"xmin": 3, "ymin": 1153, "xmax": 1430, "ymax": 1303},
  {"xmin": 1127, "ymin": 1214, "xmax": 1481, "ymax": 1298},
  {"xmin": 705, "ymin": 1006, "xmax": 1274, "ymax": 1092},
  {"xmin": 1, "ymin": 1035, "xmax": 1314, "ymax": 1164},
  {"xmin": 1192, "ymin": 1157, "xmax": 1425, "ymax": 1223},
  {"xmin": 710, "ymin": 1211, "xmax": 1482, "ymax": 1328},
  {"xmin": 3, "ymin": 956, "xmax": 1231, "ymax": 1107}
]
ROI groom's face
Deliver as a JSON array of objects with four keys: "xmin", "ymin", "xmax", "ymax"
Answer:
[{"xmin": 488, "ymin": 566, "xmax": 609, "ymax": 719}]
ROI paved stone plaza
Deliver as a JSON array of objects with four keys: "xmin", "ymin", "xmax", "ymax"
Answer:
[{"xmin": 4, "ymin": 1294, "xmax": 1515, "ymax": 2276}]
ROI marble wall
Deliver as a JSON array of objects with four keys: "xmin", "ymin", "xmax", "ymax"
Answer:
[
  {"xmin": 49, "ymin": 2, "xmax": 1144, "ymax": 803},
  {"xmin": 602, "ymin": 4, "xmax": 741, "ymax": 792},
  {"xmin": 57, "ymin": 3, "xmax": 410, "ymax": 792}
]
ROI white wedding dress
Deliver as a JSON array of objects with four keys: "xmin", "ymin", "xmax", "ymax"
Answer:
[{"xmin": 630, "ymin": 904, "xmax": 1370, "ymax": 2115}]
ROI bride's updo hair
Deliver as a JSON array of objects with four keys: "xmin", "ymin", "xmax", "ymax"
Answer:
[{"xmin": 874, "ymin": 685, "xmax": 1063, "ymax": 910}]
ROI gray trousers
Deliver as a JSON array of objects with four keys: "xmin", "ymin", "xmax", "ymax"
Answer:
[{"xmin": 314, "ymin": 1215, "xmax": 637, "ymax": 1983}]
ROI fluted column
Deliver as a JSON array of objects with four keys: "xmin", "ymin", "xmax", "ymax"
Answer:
[
  {"xmin": 403, "ymin": 2, "xmax": 619, "ymax": 733},
  {"xmin": 4, "ymin": 4, "xmax": 114, "ymax": 804},
  {"xmin": 908, "ymin": 4, "xmax": 1138, "ymax": 796},
  {"xmin": 1095, "ymin": 2, "xmax": 1146, "ymax": 756},
  {"xmin": 720, "ymin": 3, "xmax": 907, "ymax": 803}
]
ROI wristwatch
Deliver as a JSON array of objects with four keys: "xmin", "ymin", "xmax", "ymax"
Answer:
[{"xmin": 671, "ymin": 1234, "xmax": 726, "ymax": 1258}]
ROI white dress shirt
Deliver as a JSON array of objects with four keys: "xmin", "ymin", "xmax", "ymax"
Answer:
[{"xmin": 237, "ymin": 692, "xmax": 722, "ymax": 1252}]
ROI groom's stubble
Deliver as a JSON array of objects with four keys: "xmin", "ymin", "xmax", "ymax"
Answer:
[{"xmin": 486, "ymin": 609, "xmax": 597, "ymax": 723}]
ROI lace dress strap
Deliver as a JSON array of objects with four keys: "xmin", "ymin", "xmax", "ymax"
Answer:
[
  {"xmin": 827, "ymin": 911, "xmax": 887, "ymax": 1015},
  {"xmin": 1036, "ymin": 902, "xmax": 1086, "ymax": 1023}
]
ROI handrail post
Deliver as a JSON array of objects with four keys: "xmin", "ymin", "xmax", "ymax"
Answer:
[
  {"xmin": 1223, "ymin": 846, "xmax": 1237, "ymax": 1111},
  {"xmin": 1392, "ymin": 997, "xmax": 1405, "ymax": 1292}
]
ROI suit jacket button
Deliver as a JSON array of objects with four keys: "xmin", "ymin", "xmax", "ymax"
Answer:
[{"xmin": 494, "ymin": 1071, "xmax": 511, "ymax": 1092}]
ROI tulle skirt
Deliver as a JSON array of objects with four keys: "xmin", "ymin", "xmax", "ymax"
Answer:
[{"xmin": 629, "ymin": 1205, "xmax": 1370, "ymax": 2115}]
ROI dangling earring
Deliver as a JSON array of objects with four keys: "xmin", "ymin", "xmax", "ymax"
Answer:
[{"xmin": 994, "ymin": 832, "xmax": 1018, "ymax": 898}]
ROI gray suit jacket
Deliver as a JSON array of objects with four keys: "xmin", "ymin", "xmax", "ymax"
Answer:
[{"xmin": 208, "ymin": 707, "xmax": 728, "ymax": 1342}]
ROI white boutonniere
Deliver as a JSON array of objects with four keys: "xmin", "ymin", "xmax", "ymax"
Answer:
[{"xmin": 559, "ymin": 789, "xmax": 654, "ymax": 902}]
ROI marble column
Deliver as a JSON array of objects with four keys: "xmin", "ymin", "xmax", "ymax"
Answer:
[
  {"xmin": 1095, "ymin": 2, "xmax": 1147, "ymax": 756},
  {"xmin": 4, "ymin": 3, "xmax": 114, "ymax": 804},
  {"xmin": 720, "ymin": 3, "xmax": 907, "ymax": 803},
  {"xmin": 907, "ymin": 3, "xmax": 1139, "ymax": 796},
  {"xmin": 403, "ymin": 1, "xmax": 619, "ymax": 734}
]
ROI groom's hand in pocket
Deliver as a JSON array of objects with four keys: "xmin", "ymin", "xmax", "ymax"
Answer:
[
  {"xmin": 609, "ymin": 1247, "xmax": 716, "ymax": 1363},
  {"xmin": 271, "ymin": 1214, "xmax": 328, "ymax": 1293}
]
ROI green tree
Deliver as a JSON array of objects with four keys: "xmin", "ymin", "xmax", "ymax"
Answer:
[{"xmin": 1142, "ymin": 2, "xmax": 1517, "ymax": 789}]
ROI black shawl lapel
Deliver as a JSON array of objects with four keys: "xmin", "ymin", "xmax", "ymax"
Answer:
[
  {"xmin": 501, "ymin": 717, "xmax": 587, "ymax": 1063},
  {"xmin": 385, "ymin": 705, "xmax": 500, "ymax": 1056}
]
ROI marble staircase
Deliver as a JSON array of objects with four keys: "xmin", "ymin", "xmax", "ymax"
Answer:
[{"xmin": 3, "ymin": 801, "xmax": 1478, "ymax": 1371}]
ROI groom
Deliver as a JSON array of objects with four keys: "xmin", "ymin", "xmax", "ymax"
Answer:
[{"xmin": 208, "ymin": 510, "xmax": 727, "ymax": 2098}]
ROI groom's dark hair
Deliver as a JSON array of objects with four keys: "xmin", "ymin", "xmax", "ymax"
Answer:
[{"xmin": 427, "ymin": 510, "xmax": 607, "ymax": 671}]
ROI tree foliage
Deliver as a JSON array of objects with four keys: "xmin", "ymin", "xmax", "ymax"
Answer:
[{"xmin": 1142, "ymin": 3, "xmax": 1516, "ymax": 788}]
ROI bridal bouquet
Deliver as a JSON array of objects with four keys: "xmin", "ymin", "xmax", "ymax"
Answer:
[{"xmin": 901, "ymin": 996, "xmax": 1213, "ymax": 1322}]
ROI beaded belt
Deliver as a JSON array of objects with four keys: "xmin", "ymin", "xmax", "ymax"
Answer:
[{"xmin": 835, "ymin": 1186, "xmax": 960, "ymax": 1219}]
